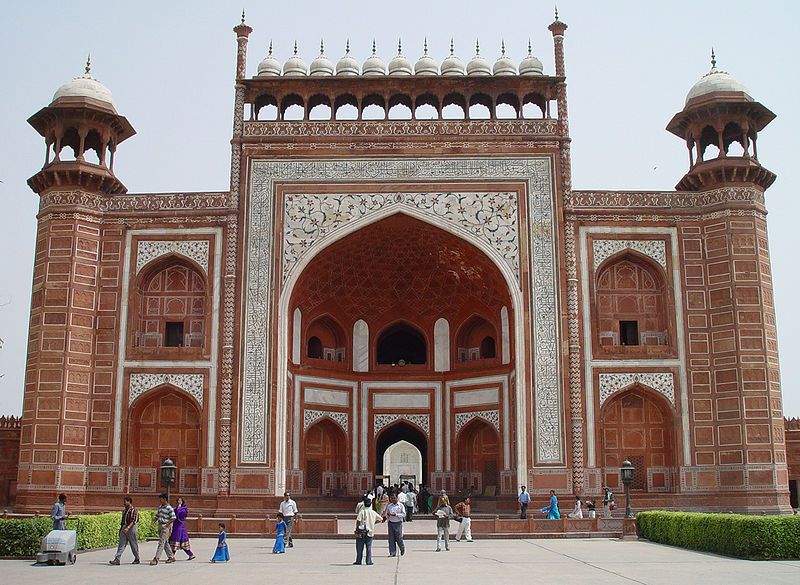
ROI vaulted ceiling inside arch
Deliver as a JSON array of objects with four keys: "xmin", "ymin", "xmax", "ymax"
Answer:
[{"xmin": 291, "ymin": 214, "xmax": 512, "ymax": 324}]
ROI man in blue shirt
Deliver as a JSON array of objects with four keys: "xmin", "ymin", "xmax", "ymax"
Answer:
[{"xmin": 518, "ymin": 486, "xmax": 531, "ymax": 519}]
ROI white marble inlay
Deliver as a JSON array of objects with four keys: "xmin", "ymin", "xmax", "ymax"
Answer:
[
  {"xmin": 592, "ymin": 239, "xmax": 666, "ymax": 271},
  {"xmin": 129, "ymin": 373, "xmax": 204, "ymax": 407},
  {"xmin": 434, "ymin": 318, "xmax": 450, "ymax": 372},
  {"xmin": 136, "ymin": 240, "xmax": 210, "ymax": 275},
  {"xmin": 598, "ymin": 372, "xmax": 675, "ymax": 406},
  {"xmin": 304, "ymin": 387, "xmax": 350, "ymax": 407},
  {"xmin": 453, "ymin": 387, "xmax": 499, "ymax": 408},
  {"xmin": 373, "ymin": 393, "xmax": 430, "ymax": 409},
  {"xmin": 353, "ymin": 319, "xmax": 369, "ymax": 372},
  {"xmin": 454, "ymin": 409, "xmax": 500, "ymax": 435}
]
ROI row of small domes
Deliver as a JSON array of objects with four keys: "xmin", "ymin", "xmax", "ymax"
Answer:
[{"xmin": 257, "ymin": 40, "xmax": 545, "ymax": 77}]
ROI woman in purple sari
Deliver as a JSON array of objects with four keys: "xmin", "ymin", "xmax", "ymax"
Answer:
[{"xmin": 169, "ymin": 497, "xmax": 195, "ymax": 560}]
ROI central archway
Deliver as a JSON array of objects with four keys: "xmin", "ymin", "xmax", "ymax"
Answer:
[
  {"xmin": 375, "ymin": 422, "xmax": 428, "ymax": 486},
  {"xmin": 382, "ymin": 440, "xmax": 423, "ymax": 486}
]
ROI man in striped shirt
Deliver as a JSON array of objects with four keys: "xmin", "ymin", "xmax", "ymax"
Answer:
[
  {"xmin": 109, "ymin": 496, "xmax": 140, "ymax": 565},
  {"xmin": 150, "ymin": 493, "xmax": 176, "ymax": 565}
]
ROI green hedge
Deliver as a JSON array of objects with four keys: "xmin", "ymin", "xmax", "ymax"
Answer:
[
  {"xmin": 637, "ymin": 511, "xmax": 800, "ymax": 560},
  {"xmin": 0, "ymin": 510, "xmax": 157, "ymax": 558}
]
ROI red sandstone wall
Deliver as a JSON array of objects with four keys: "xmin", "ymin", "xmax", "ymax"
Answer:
[{"xmin": 0, "ymin": 416, "xmax": 21, "ymax": 508}]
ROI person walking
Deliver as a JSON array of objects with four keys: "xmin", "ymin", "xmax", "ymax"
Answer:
[
  {"xmin": 454, "ymin": 496, "xmax": 473, "ymax": 542},
  {"xmin": 382, "ymin": 493, "xmax": 406, "ymax": 557},
  {"xmin": 405, "ymin": 488, "xmax": 416, "ymax": 522},
  {"xmin": 50, "ymin": 493, "xmax": 67, "ymax": 530},
  {"xmin": 354, "ymin": 496, "xmax": 384, "ymax": 565},
  {"xmin": 279, "ymin": 492, "xmax": 299, "ymax": 548},
  {"xmin": 109, "ymin": 496, "xmax": 140, "ymax": 565},
  {"xmin": 518, "ymin": 486, "xmax": 531, "ymax": 519},
  {"xmin": 433, "ymin": 496, "xmax": 453, "ymax": 552},
  {"xmin": 150, "ymin": 493, "xmax": 176, "ymax": 565},
  {"xmin": 418, "ymin": 484, "xmax": 430, "ymax": 514},
  {"xmin": 273, "ymin": 513, "xmax": 286, "ymax": 554},
  {"xmin": 567, "ymin": 495, "xmax": 583, "ymax": 519},
  {"xmin": 397, "ymin": 487, "xmax": 408, "ymax": 522},
  {"xmin": 377, "ymin": 489, "xmax": 389, "ymax": 515},
  {"xmin": 211, "ymin": 523, "xmax": 230, "ymax": 562},
  {"xmin": 540, "ymin": 490, "xmax": 560, "ymax": 519},
  {"xmin": 169, "ymin": 497, "xmax": 195, "ymax": 560},
  {"xmin": 602, "ymin": 487, "xmax": 615, "ymax": 519}
]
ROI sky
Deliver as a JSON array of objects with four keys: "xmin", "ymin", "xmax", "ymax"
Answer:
[{"xmin": 1, "ymin": 0, "xmax": 799, "ymax": 416}]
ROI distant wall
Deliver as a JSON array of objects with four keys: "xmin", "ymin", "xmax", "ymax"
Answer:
[{"xmin": 0, "ymin": 416, "xmax": 21, "ymax": 509}]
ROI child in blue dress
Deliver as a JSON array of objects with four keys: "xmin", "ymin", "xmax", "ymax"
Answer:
[
  {"xmin": 273, "ymin": 513, "xmax": 286, "ymax": 554},
  {"xmin": 211, "ymin": 522, "xmax": 230, "ymax": 562}
]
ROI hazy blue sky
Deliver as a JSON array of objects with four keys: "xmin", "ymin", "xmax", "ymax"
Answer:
[{"xmin": 1, "ymin": 1, "xmax": 799, "ymax": 416}]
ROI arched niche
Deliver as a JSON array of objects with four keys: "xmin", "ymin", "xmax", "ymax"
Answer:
[
  {"xmin": 305, "ymin": 314, "xmax": 347, "ymax": 363},
  {"xmin": 600, "ymin": 386, "xmax": 676, "ymax": 492},
  {"xmin": 455, "ymin": 314, "xmax": 498, "ymax": 363},
  {"xmin": 376, "ymin": 321, "xmax": 427, "ymax": 365},
  {"xmin": 135, "ymin": 257, "xmax": 207, "ymax": 350},
  {"xmin": 382, "ymin": 440, "xmax": 423, "ymax": 486},
  {"xmin": 304, "ymin": 418, "xmax": 347, "ymax": 494},
  {"xmin": 457, "ymin": 418, "xmax": 500, "ymax": 493},
  {"xmin": 434, "ymin": 317, "xmax": 450, "ymax": 372},
  {"xmin": 595, "ymin": 253, "xmax": 670, "ymax": 350}
]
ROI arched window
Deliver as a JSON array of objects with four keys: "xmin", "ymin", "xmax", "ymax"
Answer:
[
  {"xmin": 376, "ymin": 322, "xmax": 426, "ymax": 365},
  {"xmin": 136, "ymin": 260, "xmax": 206, "ymax": 349},
  {"xmin": 596, "ymin": 254, "xmax": 669, "ymax": 349},
  {"xmin": 480, "ymin": 336, "xmax": 496, "ymax": 359},
  {"xmin": 456, "ymin": 315, "xmax": 498, "ymax": 362},
  {"xmin": 307, "ymin": 336, "xmax": 323, "ymax": 359}
]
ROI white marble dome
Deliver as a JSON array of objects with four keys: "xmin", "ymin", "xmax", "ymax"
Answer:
[
  {"xmin": 519, "ymin": 41, "xmax": 544, "ymax": 76},
  {"xmin": 441, "ymin": 40, "xmax": 465, "ymax": 76},
  {"xmin": 415, "ymin": 40, "xmax": 439, "ymax": 76},
  {"xmin": 283, "ymin": 42, "xmax": 308, "ymax": 76},
  {"xmin": 493, "ymin": 41, "xmax": 517, "ymax": 76},
  {"xmin": 256, "ymin": 42, "xmax": 281, "ymax": 77},
  {"xmin": 309, "ymin": 41, "xmax": 334, "ymax": 76},
  {"xmin": 52, "ymin": 59, "xmax": 116, "ymax": 110},
  {"xmin": 685, "ymin": 57, "xmax": 751, "ymax": 105},
  {"xmin": 336, "ymin": 41, "xmax": 360, "ymax": 76},
  {"xmin": 362, "ymin": 41, "xmax": 387, "ymax": 76},
  {"xmin": 466, "ymin": 41, "xmax": 491, "ymax": 76},
  {"xmin": 388, "ymin": 40, "xmax": 412, "ymax": 76}
]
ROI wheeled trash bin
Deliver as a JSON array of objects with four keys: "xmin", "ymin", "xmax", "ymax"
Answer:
[{"xmin": 36, "ymin": 530, "xmax": 77, "ymax": 565}]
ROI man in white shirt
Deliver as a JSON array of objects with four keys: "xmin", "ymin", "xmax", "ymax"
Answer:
[
  {"xmin": 382, "ymin": 493, "xmax": 406, "ymax": 557},
  {"xmin": 279, "ymin": 492, "xmax": 299, "ymax": 547}
]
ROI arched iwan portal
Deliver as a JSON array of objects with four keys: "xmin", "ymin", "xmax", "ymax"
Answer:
[
  {"xmin": 457, "ymin": 419, "xmax": 500, "ymax": 494},
  {"xmin": 375, "ymin": 422, "xmax": 428, "ymax": 486},
  {"xmin": 304, "ymin": 419, "xmax": 347, "ymax": 495},
  {"xmin": 383, "ymin": 440, "xmax": 423, "ymax": 486}
]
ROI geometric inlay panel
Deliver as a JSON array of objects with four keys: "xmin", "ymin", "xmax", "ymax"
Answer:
[
  {"xmin": 303, "ymin": 409, "xmax": 348, "ymax": 433},
  {"xmin": 373, "ymin": 413, "xmax": 430, "ymax": 437},
  {"xmin": 454, "ymin": 409, "xmax": 500, "ymax": 435},
  {"xmin": 597, "ymin": 372, "xmax": 675, "ymax": 407},
  {"xmin": 129, "ymin": 373, "xmax": 205, "ymax": 407},
  {"xmin": 592, "ymin": 239, "xmax": 666, "ymax": 271},
  {"xmin": 136, "ymin": 240, "xmax": 210, "ymax": 275}
]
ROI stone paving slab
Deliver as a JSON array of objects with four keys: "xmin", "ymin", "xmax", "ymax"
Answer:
[{"xmin": 1, "ymin": 537, "xmax": 799, "ymax": 585}]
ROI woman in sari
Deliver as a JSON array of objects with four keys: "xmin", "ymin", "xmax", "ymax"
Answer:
[
  {"xmin": 273, "ymin": 513, "xmax": 286, "ymax": 554},
  {"xmin": 169, "ymin": 497, "xmax": 195, "ymax": 560},
  {"xmin": 567, "ymin": 495, "xmax": 583, "ymax": 519},
  {"xmin": 540, "ymin": 490, "xmax": 561, "ymax": 519},
  {"xmin": 211, "ymin": 523, "xmax": 229, "ymax": 562}
]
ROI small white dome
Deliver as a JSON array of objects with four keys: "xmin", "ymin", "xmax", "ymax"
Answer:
[
  {"xmin": 388, "ymin": 40, "xmax": 412, "ymax": 76},
  {"xmin": 336, "ymin": 41, "xmax": 360, "ymax": 76},
  {"xmin": 283, "ymin": 42, "xmax": 308, "ymax": 76},
  {"xmin": 493, "ymin": 41, "xmax": 516, "ymax": 76},
  {"xmin": 441, "ymin": 40, "xmax": 465, "ymax": 76},
  {"xmin": 466, "ymin": 41, "xmax": 491, "ymax": 76},
  {"xmin": 415, "ymin": 39, "xmax": 439, "ymax": 75},
  {"xmin": 52, "ymin": 58, "xmax": 116, "ymax": 110},
  {"xmin": 519, "ymin": 41, "xmax": 544, "ymax": 76},
  {"xmin": 309, "ymin": 41, "xmax": 334, "ymax": 76},
  {"xmin": 362, "ymin": 41, "xmax": 386, "ymax": 76},
  {"xmin": 685, "ymin": 53, "xmax": 751, "ymax": 105},
  {"xmin": 257, "ymin": 42, "xmax": 281, "ymax": 77}
]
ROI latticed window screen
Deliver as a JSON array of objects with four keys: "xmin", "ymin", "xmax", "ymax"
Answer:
[
  {"xmin": 628, "ymin": 455, "xmax": 646, "ymax": 490},
  {"xmin": 306, "ymin": 460, "xmax": 321, "ymax": 489}
]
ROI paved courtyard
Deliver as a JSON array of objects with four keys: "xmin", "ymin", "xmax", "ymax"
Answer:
[{"xmin": 3, "ymin": 536, "xmax": 799, "ymax": 585}]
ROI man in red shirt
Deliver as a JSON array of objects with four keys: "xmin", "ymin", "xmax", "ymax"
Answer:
[{"xmin": 454, "ymin": 497, "xmax": 473, "ymax": 542}]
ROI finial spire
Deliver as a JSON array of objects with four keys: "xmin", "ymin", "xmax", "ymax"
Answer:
[
  {"xmin": 84, "ymin": 54, "xmax": 91, "ymax": 75},
  {"xmin": 241, "ymin": 9, "xmax": 245, "ymax": 24},
  {"xmin": 293, "ymin": 40, "xmax": 298, "ymax": 55},
  {"xmin": 320, "ymin": 39, "xmax": 324, "ymax": 54},
  {"xmin": 372, "ymin": 39, "xmax": 377, "ymax": 55},
  {"xmin": 346, "ymin": 38, "xmax": 351, "ymax": 54},
  {"xmin": 424, "ymin": 37, "xmax": 428, "ymax": 55},
  {"xmin": 501, "ymin": 39, "xmax": 506, "ymax": 56},
  {"xmin": 475, "ymin": 39, "xmax": 480, "ymax": 55},
  {"xmin": 268, "ymin": 40, "xmax": 273, "ymax": 56},
  {"xmin": 710, "ymin": 47, "xmax": 716, "ymax": 68},
  {"xmin": 450, "ymin": 38, "xmax": 455, "ymax": 55},
  {"xmin": 397, "ymin": 38, "xmax": 402, "ymax": 54},
  {"xmin": 555, "ymin": 5, "xmax": 559, "ymax": 20},
  {"xmin": 528, "ymin": 39, "xmax": 532, "ymax": 55}
]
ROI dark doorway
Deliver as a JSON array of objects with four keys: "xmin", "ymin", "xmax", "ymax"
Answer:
[
  {"xmin": 375, "ymin": 421, "xmax": 428, "ymax": 484},
  {"xmin": 620, "ymin": 320, "xmax": 639, "ymax": 346},
  {"xmin": 790, "ymin": 479, "xmax": 799, "ymax": 509},
  {"xmin": 377, "ymin": 323, "xmax": 427, "ymax": 364},
  {"xmin": 164, "ymin": 321, "xmax": 184, "ymax": 347}
]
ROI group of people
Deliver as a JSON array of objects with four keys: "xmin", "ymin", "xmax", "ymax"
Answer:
[
  {"xmin": 351, "ymin": 485, "xmax": 474, "ymax": 565},
  {"xmin": 516, "ymin": 485, "xmax": 617, "ymax": 520}
]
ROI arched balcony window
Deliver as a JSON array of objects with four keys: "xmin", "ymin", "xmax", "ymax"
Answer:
[{"xmin": 376, "ymin": 322, "xmax": 427, "ymax": 365}]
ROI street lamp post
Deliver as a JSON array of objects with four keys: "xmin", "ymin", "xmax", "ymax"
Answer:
[
  {"xmin": 160, "ymin": 457, "xmax": 177, "ymax": 502},
  {"xmin": 620, "ymin": 459, "xmax": 634, "ymax": 518}
]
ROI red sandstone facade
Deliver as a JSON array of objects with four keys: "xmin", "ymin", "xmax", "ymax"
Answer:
[{"xmin": 14, "ymin": 16, "xmax": 792, "ymax": 513}]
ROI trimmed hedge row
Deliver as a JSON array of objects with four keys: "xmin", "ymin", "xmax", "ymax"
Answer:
[
  {"xmin": 0, "ymin": 510, "xmax": 157, "ymax": 558},
  {"xmin": 637, "ymin": 511, "xmax": 800, "ymax": 560}
]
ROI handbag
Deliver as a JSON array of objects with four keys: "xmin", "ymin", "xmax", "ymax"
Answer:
[{"xmin": 355, "ymin": 527, "xmax": 369, "ymax": 538}]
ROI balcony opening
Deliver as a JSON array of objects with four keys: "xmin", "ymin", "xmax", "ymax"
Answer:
[
  {"xmin": 620, "ymin": 320, "xmax": 639, "ymax": 346},
  {"xmin": 165, "ymin": 321, "xmax": 185, "ymax": 347}
]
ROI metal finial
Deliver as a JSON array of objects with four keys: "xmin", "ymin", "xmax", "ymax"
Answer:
[
  {"xmin": 397, "ymin": 38, "xmax": 402, "ymax": 55},
  {"xmin": 528, "ymin": 39, "xmax": 532, "ymax": 55},
  {"xmin": 450, "ymin": 38, "xmax": 455, "ymax": 55},
  {"xmin": 84, "ymin": 54, "xmax": 91, "ymax": 75},
  {"xmin": 372, "ymin": 39, "xmax": 377, "ymax": 55},
  {"xmin": 293, "ymin": 40, "xmax": 298, "ymax": 55},
  {"xmin": 711, "ymin": 48, "xmax": 716, "ymax": 68},
  {"xmin": 501, "ymin": 40, "xmax": 506, "ymax": 56},
  {"xmin": 320, "ymin": 39, "xmax": 324, "ymax": 54},
  {"xmin": 346, "ymin": 39, "xmax": 351, "ymax": 54},
  {"xmin": 268, "ymin": 40, "xmax": 273, "ymax": 56},
  {"xmin": 241, "ymin": 9, "xmax": 245, "ymax": 24},
  {"xmin": 555, "ymin": 5, "xmax": 559, "ymax": 20},
  {"xmin": 424, "ymin": 37, "xmax": 428, "ymax": 55},
  {"xmin": 475, "ymin": 39, "xmax": 480, "ymax": 55}
]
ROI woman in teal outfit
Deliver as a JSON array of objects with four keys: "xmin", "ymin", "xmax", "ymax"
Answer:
[{"xmin": 540, "ymin": 490, "xmax": 560, "ymax": 520}]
